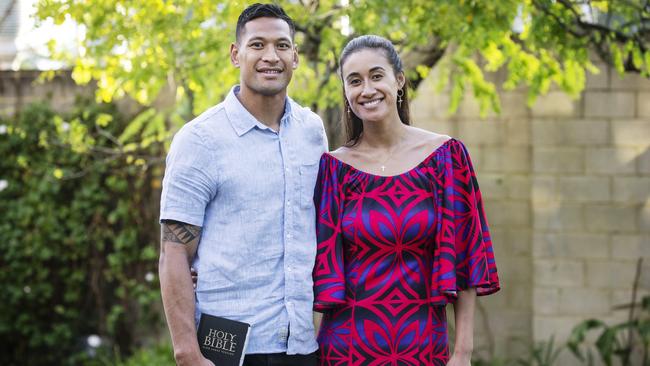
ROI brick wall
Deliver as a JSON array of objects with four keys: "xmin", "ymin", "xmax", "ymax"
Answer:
[{"xmin": 412, "ymin": 64, "xmax": 650, "ymax": 361}]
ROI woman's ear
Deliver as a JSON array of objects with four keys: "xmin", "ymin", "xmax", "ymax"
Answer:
[{"xmin": 397, "ymin": 72, "xmax": 406, "ymax": 90}]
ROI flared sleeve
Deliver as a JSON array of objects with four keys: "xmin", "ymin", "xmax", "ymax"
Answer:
[
  {"xmin": 312, "ymin": 154, "xmax": 347, "ymax": 312},
  {"xmin": 432, "ymin": 140, "xmax": 500, "ymax": 304}
]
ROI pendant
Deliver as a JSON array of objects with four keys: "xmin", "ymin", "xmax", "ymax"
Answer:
[{"xmin": 381, "ymin": 165, "xmax": 386, "ymax": 172}]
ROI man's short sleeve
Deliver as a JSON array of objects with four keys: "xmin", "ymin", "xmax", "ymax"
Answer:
[{"xmin": 159, "ymin": 127, "xmax": 217, "ymax": 227}]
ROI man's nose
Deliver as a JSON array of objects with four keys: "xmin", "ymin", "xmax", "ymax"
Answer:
[{"xmin": 262, "ymin": 46, "xmax": 280, "ymax": 63}]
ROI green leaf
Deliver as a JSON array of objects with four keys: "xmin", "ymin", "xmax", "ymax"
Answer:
[
  {"xmin": 118, "ymin": 108, "xmax": 156, "ymax": 144},
  {"xmin": 95, "ymin": 113, "xmax": 113, "ymax": 127},
  {"xmin": 568, "ymin": 319, "xmax": 606, "ymax": 360},
  {"xmin": 642, "ymin": 295, "xmax": 650, "ymax": 311},
  {"xmin": 610, "ymin": 43, "xmax": 625, "ymax": 75}
]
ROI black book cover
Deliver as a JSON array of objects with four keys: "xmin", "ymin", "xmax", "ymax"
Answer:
[{"xmin": 197, "ymin": 313, "xmax": 251, "ymax": 366}]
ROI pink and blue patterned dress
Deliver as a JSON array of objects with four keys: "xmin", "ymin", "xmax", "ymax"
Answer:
[{"xmin": 313, "ymin": 138, "xmax": 500, "ymax": 365}]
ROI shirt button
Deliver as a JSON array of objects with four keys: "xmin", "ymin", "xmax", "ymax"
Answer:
[
  {"xmin": 287, "ymin": 266, "xmax": 292, "ymax": 272},
  {"xmin": 287, "ymin": 200, "xmax": 291, "ymax": 206},
  {"xmin": 287, "ymin": 234, "xmax": 292, "ymax": 239}
]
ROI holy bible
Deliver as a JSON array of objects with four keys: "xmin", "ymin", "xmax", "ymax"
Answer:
[{"xmin": 197, "ymin": 313, "xmax": 251, "ymax": 366}]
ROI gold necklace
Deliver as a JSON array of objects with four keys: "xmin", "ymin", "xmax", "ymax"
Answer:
[{"xmin": 378, "ymin": 136, "xmax": 404, "ymax": 172}]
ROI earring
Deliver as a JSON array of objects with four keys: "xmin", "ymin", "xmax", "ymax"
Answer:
[{"xmin": 397, "ymin": 89, "xmax": 404, "ymax": 107}]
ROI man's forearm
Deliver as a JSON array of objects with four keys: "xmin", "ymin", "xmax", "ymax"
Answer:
[
  {"xmin": 159, "ymin": 221, "xmax": 203, "ymax": 365},
  {"xmin": 160, "ymin": 249, "xmax": 201, "ymax": 363}
]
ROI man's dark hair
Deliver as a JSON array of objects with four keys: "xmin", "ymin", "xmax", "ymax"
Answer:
[{"xmin": 236, "ymin": 3, "xmax": 296, "ymax": 43}]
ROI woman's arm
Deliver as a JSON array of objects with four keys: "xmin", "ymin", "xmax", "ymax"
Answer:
[
  {"xmin": 313, "ymin": 312, "xmax": 323, "ymax": 337},
  {"xmin": 447, "ymin": 288, "xmax": 477, "ymax": 366}
]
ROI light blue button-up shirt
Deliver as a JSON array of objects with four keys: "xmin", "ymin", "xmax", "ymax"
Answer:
[{"xmin": 160, "ymin": 86, "xmax": 327, "ymax": 354}]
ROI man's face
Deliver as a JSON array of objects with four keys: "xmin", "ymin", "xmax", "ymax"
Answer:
[{"xmin": 231, "ymin": 17, "xmax": 298, "ymax": 97}]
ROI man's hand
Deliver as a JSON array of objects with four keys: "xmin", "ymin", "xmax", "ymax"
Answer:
[{"xmin": 175, "ymin": 352, "xmax": 215, "ymax": 366}]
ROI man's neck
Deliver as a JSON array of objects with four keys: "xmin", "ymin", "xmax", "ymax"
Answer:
[{"xmin": 236, "ymin": 86, "xmax": 287, "ymax": 131}]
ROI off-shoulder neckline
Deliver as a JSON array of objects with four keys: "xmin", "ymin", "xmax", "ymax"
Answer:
[{"xmin": 323, "ymin": 138, "xmax": 455, "ymax": 178}]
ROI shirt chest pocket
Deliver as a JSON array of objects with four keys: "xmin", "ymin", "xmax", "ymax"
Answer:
[{"xmin": 299, "ymin": 162, "xmax": 319, "ymax": 209}]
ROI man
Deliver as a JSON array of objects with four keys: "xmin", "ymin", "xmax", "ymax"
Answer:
[{"xmin": 158, "ymin": 4, "xmax": 327, "ymax": 366}]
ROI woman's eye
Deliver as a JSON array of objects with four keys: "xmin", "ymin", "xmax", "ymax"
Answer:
[{"xmin": 371, "ymin": 74, "xmax": 383, "ymax": 80}]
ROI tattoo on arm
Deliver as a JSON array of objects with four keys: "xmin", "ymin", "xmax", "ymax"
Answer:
[{"xmin": 162, "ymin": 220, "xmax": 201, "ymax": 245}]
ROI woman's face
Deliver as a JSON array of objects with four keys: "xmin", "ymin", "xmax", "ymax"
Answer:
[{"xmin": 341, "ymin": 48, "xmax": 405, "ymax": 123}]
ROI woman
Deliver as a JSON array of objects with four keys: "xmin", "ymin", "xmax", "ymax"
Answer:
[{"xmin": 312, "ymin": 35, "xmax": 500, "ymax": 365}]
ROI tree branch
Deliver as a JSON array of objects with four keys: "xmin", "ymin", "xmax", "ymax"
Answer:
[
  {"xmin": 533, "ymin": 0, "xmax": 649, "ymax": 73},
  {"xmin": 401, "ymin": 41, "xmax": 447, "ymax": 90}
]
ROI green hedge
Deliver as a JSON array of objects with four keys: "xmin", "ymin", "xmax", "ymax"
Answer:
[{"xmin": 0, "ymin": 100, "xmax": 165, "ymax": 365}]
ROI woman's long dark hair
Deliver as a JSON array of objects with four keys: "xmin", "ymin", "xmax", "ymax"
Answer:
[{"xmin": 340, "ymin": 35, "xmax": 411, "ymax": 146}]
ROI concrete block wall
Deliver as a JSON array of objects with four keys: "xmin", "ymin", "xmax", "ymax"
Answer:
[
  {"xmin": 531, "ymin": 66, "xmax": 650, "ymax": 360},
  {"xmin": 412, "ymin": 63, "xmax": 650, "ymax": 362},
  {"xmin": 0, "ymin": 70, "xmax": 89, "ymax": 117},
  {"xmin": 412, "ymin": 74, "xmax": 534, "ymax": 360}
]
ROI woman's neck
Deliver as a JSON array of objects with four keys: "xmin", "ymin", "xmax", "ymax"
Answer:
[{"xmin": 359, "ymin": 115, "xmax": 408, "ymax": 149}]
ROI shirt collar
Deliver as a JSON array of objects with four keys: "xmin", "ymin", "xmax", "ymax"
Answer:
[{"xmin": 224, "ymin": 85, "xmax": 293, "ymax": 137}]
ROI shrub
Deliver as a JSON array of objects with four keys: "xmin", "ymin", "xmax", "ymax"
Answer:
[{"xmin": 0, "ymin": 99, "xmax": 164, "ymax": 365}]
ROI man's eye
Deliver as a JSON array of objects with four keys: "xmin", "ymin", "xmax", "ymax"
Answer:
[
  {"xmin": 278, "ymin": 43, "xmax": 290, "ymax": 49},
  {"xmin": 250, "ymin": 42, "xmax": 263, "ymax": 48}
]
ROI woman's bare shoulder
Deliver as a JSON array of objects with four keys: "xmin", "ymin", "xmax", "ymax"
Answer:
[
  {"xmin": 328, "ymin": 146, "xmax": 348, "ymax": 158},
  {"xmin": 406, "ymin": 126, "xmax": 452, "ymax": 150},
  {"xmin": 328, "ymin": 145, "xmax": 364, "ymax": 166}
]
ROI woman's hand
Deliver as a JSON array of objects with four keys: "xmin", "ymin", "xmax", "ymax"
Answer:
[
  {"xmin": 446, "ymin": 352, "xmax": 471, "ymax": 366},
  {"xmin": 191, "ymin": 267, "xmax": 198, "ymax": 289}
]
